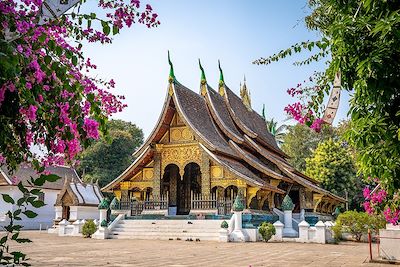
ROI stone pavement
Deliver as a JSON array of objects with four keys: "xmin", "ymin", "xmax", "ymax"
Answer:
[{"xmin": 12, "ymin": 231, "xmax": 385, "ymax": 267}]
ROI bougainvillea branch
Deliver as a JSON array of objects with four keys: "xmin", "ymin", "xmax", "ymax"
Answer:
[
  {"xmin": 283, "ymin": 72, "xmax": 329, "ymax": 133},
  {"xmin": 0, "ymin": 0, "xmax": 159, "ymax": 264}
]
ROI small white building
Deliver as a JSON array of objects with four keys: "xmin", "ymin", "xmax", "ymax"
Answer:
[
  {"xmin": 0, "ymin": 164, "xmax": 81, "ymax": 230},
  {"xmin": 53, "ymin": 178, "xmax": 102, "ymax": 223}
]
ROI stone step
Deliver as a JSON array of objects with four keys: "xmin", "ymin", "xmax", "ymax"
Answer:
[
  {"xmin": 114, "ymin": 224, "xmax": 221, "ymax": 229},
  {"xmin": 119, "ymin": 220, "xmax": 223, "ymax": 226},
  {"xmin": 113, "ymin": 228, "xmax": 220, "ymax": 233},
  {"xmin": 109, "ymin": 232, "xmax": 220, "ymax": 241},
  {"xmin": 109, "ymin": 219, "xmax": 223, "ymax": 241},
  {"xmin": 111, "ymin": 231, "xmax": 219, "ymax": 236}
]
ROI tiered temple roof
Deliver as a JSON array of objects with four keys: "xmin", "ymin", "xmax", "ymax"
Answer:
[{"xmin": 102, "ymin": 58, "xmax": 345, "ymax": 204}]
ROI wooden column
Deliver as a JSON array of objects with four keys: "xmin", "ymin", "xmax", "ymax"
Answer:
[
  {"xmin": 201, "ymin": 152, "xmax": 211, "ymax": 196},
  {"xmin": 152, "ymin": 152, "xmax": 161, "ymax": 200}
]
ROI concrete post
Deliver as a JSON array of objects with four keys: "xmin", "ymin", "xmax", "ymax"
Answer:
[
  {"xmin": 231, "ymin": 212, "xmax": 247, "ymax": 242},
  {"xmin": 72, "ymin": 220, "xmax": 82, "ymax": 235},
  {"xmin": 283, "ymin": 210, "xmax": 298, "ymax": 237},
  {"xmin": 219, "ymin": 229, "xmax": 229, "ymax": 242},
  {"xmin": 315, "ymin": 221, "xmax": 326, "ymax": 244},
  {"xmin": 273, "ymin": 221, "xmax": 284, "ymax": 241},
  {"xmin": 298, "ymin": 220, "xmax": 310, "ymax": 243},
  {"xmin": 58, "ymin": 219, "xmax": 69, "ymax": 236},
  {"xmin": 324, "ymin": 221, "xmax": 334, "ymax": 243},
  {"xmin": 55, "ymin": 206, "xmax": 62, "ymax": 220},
  {"xmin": 99, "ymin": 209, "xmax": 107, "ymax": 223}
]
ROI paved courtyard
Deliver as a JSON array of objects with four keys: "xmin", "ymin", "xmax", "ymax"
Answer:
[{"xmin": 11, "ymin": 231, "xmax": 385, "ymax": 267}]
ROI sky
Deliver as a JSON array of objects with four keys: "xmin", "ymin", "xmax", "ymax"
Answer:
[{"xmin": 82, "ymin": 0, "xmax": 350, "ymax": 137}]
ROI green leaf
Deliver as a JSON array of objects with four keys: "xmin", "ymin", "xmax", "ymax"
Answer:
[
  {"xmin": 42, "ymin": 174, "xmax": 61, "ymax": 182},
  {"xmin": 2, "ymin": 194, "xmax": 14, "ymax": 204},
  {"xmin": 48, "ymin": 40, "xmax": 55, "ymax": 50},
  {"xmin": 23, "ymin": 210, "xmax": 37, "ymax": 219},
  {"xmin": 12, "ymin": 232, "xmax": 19, "ymax": 240},
  {"xmin": 112, "ymin": 26, "xmax": 119, "ymax": 35},
  {"xmin": 31, "ymin": 200, "xmax": 45, "ymax": 208},
  {"xmin": 17, "ymin": 197, "xmax": 25, "ymax": 206},
  {"xmin": 33, "ymin": 176, "xmax": 46, "ymax": 186},
  {"xmin": 16, "ymin": 238, "xmax": 32, "ymax": 243},
  {"xmin": 30, "ymin": 189, "xmax": 41, "ymax": 195},
  {"xmin": 0, "ymin": 235, "xmax": 7, "ymax": 244},
  {"xmin": 17, "ymin": 182, "xmax": 28, "ymax": 193},
  {"xmin": 55, "ymin": 46, "xmax": 62, "ymax": 56},
  {"xmin": 72, "ymin": 56, "xmax": 78, "ymax": 66},
  {"xmin": 103, "ymin": 25, "xmax": 110, "ymax": 36},
  {"xmin": 44, "ymin": 55, "xmax": 52, "ymax": 65},
  {"xmin": 38, "ymin": 33, "xmax": 46, "ymax": 43}
]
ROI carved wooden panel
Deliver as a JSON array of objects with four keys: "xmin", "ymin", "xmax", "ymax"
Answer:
[
  {"xmin": 161, "ymin": 144, "xmax": 201, "ymax": 170},
  {"xmin": 170, "ymin": 126, "xmax": 194, "ymax": 142},
  {"xmin": 143, "ymin": 168, "xmax": 154, "ymax": 180},
  {"xmin": 210, "ymin": 166, "xmax": 223, "ymax": 178}
]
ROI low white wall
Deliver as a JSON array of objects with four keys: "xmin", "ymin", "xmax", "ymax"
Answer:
[
  {"xmin": 70, "ymin": 206, "xmax": 99, "ymax": 221},
  {"xmin": 0, "ymin": 187, "xmax": 59, "ymax": 230},
  {"xmin": 379, "ymin": 228, "xmax": 400, "ymax": 261}
]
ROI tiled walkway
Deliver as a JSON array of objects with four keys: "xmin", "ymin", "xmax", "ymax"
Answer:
[{"xmin": 12, "ymin": 231, "xmax": 384, "ymax": 267}]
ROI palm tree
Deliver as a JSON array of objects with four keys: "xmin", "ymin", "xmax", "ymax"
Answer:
[{"xmin": 262, "ymin": 104, "xmax": 287, "ymax": 146}]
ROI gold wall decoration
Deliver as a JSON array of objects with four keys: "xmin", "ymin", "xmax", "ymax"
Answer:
[
  {"xmin": 171, "ymin": 128, "xmax": 182, "ymax": 141},
  {"xmin": 131, "ymin": 171, "xmax": 143, "ymax": 181},
  {"xmin": 224, "ymin": 170, "xmax": 235, "ymax": 179},
  {"xmin": 120, "ymin": 181, "xmax": 130, "ymax": 190},
  {"xmin": 113, "ymin": 190, "xmax": 121, "ymax": 200},
  {"xmin": 313, "ymin": 193, "xmax": 324, "ymax": 212},
  {"xmin": 143, "ymin": 168, "xmax": 154, "ymax": 180},
  {"xmin": 181, "ymin": 128, "xmax": 192, "ymax": 140},
  {"xmin": 161, "ymin": 143, "xmax": 201, "ymax": 170},
  {"xmin": 129, "ymin": 181, "xmax": 153, "ymax": 190},
  {"xmin": 211, "ymin": 179, "xmax": 246, "ymax": 189},
  {"xmin": 211, "ymin": 166, "xmax": 223, "ymax": 178},
  {"xmin": 170, "ymin": 126, "xmax": 194, "ymax": 142}
]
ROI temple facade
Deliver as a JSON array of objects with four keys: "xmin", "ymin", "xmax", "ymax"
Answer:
[{"xmin": 102, "ymin": 59, "xmax": 345, "ymax": 217}]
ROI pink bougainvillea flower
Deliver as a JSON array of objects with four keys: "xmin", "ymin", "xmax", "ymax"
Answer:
[{"xmin": 83, "ymin": 118, "xmax": 100, "ymax": 140}]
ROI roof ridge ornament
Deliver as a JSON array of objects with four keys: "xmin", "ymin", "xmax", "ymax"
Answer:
[
  {"xmin": 199, "ymin": 59, "xmax": 207, "ymax": 96},
  {"xmin": 240, "ymin": 75, "xmax": 252, "ymax": 110},
  {"xmin": 168, "ymin": 50, "xmax": 175, "ymax": 82},
  {"xmin": 168, "ymin": 51, "xmax": 175, "ymax": 96},
  {"xmin": 218, "ymin": 60, "xmax": 225, "ymax": 96}
]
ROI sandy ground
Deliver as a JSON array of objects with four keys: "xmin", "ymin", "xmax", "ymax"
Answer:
[{"xmin": 7, "ymin": 231, "xmax": 386, "ymax": 267}]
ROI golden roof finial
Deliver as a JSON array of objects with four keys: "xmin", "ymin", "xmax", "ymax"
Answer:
[{"xmin": 240, "ymin": 75, "xmax": 251, "ymax": 110}]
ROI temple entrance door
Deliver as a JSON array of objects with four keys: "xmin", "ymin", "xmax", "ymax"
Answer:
[
  {"xmin": 162, "ymin": 164, "xmax": 180, "ymax": 215},
  {"xmin": 177, "ymin": 163, "xmax": 201, "ymax": 215},
  {"xmin": 289, "ymin": 190, "xmax": 300, "ymax": 213},
  {"xmin": 62, "ymin": 206, "xmax": 70, "ymax": 220}
]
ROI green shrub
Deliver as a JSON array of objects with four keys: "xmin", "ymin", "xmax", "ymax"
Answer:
[
  {"xmin": 82, "ymin": 220, "xmax": 97, "ymax": 238},
  {"xmin": 221, "ymin": 220, "xmax": 228, "ymax": 229},
  {"xmin": 258, "ymin": 222, "xmax": 276, "ymax": 242},
  {"xmin": 332, "ymin": 211, "xmax": 386, "ymax": 242}
]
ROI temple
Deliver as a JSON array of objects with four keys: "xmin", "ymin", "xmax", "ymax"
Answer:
[{"xmin": 102, "ymin": 57, "xmax": 345, "ymax": 218}]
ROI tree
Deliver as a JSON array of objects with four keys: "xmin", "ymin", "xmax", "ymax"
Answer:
[
  {"xmin": 305, "ymin": 139, "xmax": 362, "ymax": 210},
  {"xmin": 0, "ymin": 1, "xmax": 158, "ymax": 264},
  {"xmin": 266, "ymin": 118, "xmax": 287, "ymax": 147},
  {"xmin": 254, "ymin": 0, "xmax": 400, "ymax": 222},
  {"xmin": 281, "ymin": 123, "xmax": 337, "ymax": 172},
  {"xmin": 262, "ymin": 104, "xmax": 287, "ymax": 146},
  {"xmin": 77, "ymin": 120, "xmax": 143, "ymax": 187}
]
